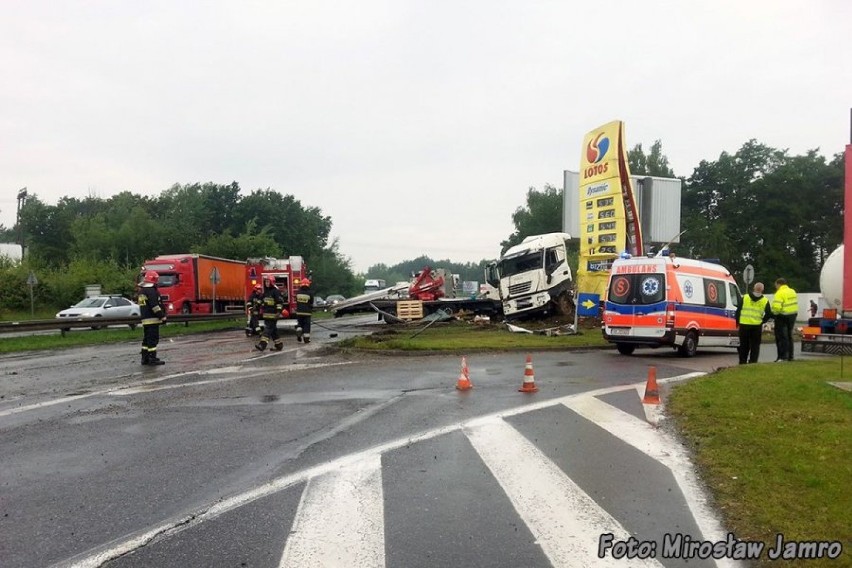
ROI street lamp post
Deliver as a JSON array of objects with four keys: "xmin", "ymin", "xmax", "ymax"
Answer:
[{"xmin": 16, "ymin": 187, "xmax": 27, "ymax": 254}]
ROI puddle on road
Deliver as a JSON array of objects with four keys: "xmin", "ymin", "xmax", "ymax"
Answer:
[{"xmin": 182, "ymin": 389, "xmax": 399, "ymax": 408}]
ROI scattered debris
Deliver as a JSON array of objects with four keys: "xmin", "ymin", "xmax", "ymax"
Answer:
[{"xmin": 505, "ymin": 321, "xmax": 577, "ymax": 336}]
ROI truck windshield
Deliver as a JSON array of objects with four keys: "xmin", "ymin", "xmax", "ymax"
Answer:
[
  {"xmin": 607, "ymin": 273, "xmax": 665, "ymax": 305},
  {"xmin": 157, "ymin": 274, "xmax": 178, "ymax": 287},
  {"xmin": 499, "ymin": 251, "xmax": 543, "ymax": 276}
]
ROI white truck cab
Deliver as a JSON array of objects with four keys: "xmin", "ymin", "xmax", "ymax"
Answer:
[{"xmin": 486, "ymin": 232, "xmax": 575, "ymax": 319}]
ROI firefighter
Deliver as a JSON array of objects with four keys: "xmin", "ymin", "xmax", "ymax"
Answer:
[
  {"xmin": 256, "ymin": 275, "xmax": 285, "ymax": 351},
  {"xmin": 246, "ymin": 283, "xmax": 263, "ymax": 336},
  {"xmin": 138, "ymin": 270, "xmax": 166, "ymax": 365},
  {"xmin": 295, "ymin": 277, "xmax": 314, "ymax": 344}
]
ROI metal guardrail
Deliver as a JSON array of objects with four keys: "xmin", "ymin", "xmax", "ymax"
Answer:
[{"xmin": 0, "ymin": 312, "xmax": 243, "ymax": 336}]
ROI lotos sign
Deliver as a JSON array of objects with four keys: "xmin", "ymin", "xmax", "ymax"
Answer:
[{"xmin": 576, "ymin": 120, "xmax": 643, "ymax": 298}]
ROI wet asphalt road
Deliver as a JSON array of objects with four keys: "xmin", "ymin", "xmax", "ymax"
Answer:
[{"xmin": 0, "ymin": 317, "xmax": 825, "ymax": 567}]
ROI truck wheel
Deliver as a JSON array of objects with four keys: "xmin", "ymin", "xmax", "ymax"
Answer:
[
  {"xmin": 181, "ymin": 303, "xmax": 191, "ymax": 315},
  {"xmin": 678, "ymin": 331, "xmax": 698, "ymax": 357},
  {"xmin": 616, "ymin": 343, "xmax": 635, "ymax": 355},
  {"xmin": 556, "ymin": 292, "xmax": 575, "ymax": 319}
]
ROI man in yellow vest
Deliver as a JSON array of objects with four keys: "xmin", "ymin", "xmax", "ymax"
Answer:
[
  {"xmin": 771, "ymin": 277, "xmax": 799, "ymax": 362},
  {"xmin": 735, "ymin": 282, "xmax": 772, "ymax": 364}
]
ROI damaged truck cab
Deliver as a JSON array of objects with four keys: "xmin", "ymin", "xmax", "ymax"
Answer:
[{"xmin": 486, "ymin": 232, "xmax": 575, "ymax": 319}]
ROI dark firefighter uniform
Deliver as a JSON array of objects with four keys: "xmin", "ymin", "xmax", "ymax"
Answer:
[
  {"xmin": 296, "ymin": 279, "xmax": 314, "ymax": 344},
  {"xmin": 138, "ymin": 271, "xmax": 166, "ymax": 365},
  {"xmin": 246, "ymin": 284, "xmax": 263, "ymax": 336},
  {"xmin": 255, "ymin": 277, "xmax": 285, "ymax": 351}
]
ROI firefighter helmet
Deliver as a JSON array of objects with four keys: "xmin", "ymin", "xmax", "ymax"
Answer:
[
  {"xmin": 264, "ymin": 275, "xmax": 276, "ymax": 287},
  {"xmin": 253, "ymin": 283, "xmax": 262, "ymax": 292},
  {"xmin": 301, "ymin": 278, "xmax": 311, "ymax": 287},
  {"xmin": 143, "ymin": 270, "xmax": 159, "ymax": 284}
]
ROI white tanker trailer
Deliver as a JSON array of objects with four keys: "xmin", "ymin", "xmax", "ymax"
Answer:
[
  {"xmin": 801, "ymin": 244, "xmax": 852, "ymax": 353},
  {"xmin": 819, "ymin": 245, "xmax": 844, "ymax": 311}
]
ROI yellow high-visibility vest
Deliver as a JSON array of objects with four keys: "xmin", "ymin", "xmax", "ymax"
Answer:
[
  {"xmin": 771, "ymin": 285, "xmax": 798, "ymax": 315},
  {"xmin": 739, "ymin": 295, "xmax": 768, "ymax": 325}
]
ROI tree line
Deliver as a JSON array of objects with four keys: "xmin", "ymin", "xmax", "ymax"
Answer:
[
  {"xmin": 496, "ymin": 139, "xmax": 843, "ymax": 292},
  {"xmin": 0, "ymin": 139, "xmax": 843, "ymax": 316},
  {"xmin": 0, "ymin": 182, "xmax": 360, "ymax": 314}
]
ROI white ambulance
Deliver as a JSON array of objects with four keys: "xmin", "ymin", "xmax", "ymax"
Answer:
[{"xmin": 602, "ymin": 254, "xmax": 741, "ymax": 357}]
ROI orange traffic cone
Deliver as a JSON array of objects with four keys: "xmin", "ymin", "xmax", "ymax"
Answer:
[
  {"xmin": 456, "ymin": 356, "xmax": 473, "ymax": 391},
  {"xmin": 642, "ymin": 366, "xmax": 660, "ymax": 405},
  {"xmin": 518, "ymin": 354, "xmax": 539, "ymax": 393}
]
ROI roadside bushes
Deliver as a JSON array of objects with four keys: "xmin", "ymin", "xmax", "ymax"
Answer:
[
  {"xmin": 0, "ymin": 258, "xmax": 139, "ymax": 318},
  {"xmin": 0, "ymin": 263, "xmax": 35, "ymax": 313}
]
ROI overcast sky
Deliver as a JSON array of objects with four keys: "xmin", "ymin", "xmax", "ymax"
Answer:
[{"xmin": 1, "ymin": 1, "xmax": 850, "ymax": 272}]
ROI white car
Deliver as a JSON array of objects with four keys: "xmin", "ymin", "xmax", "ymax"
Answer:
[{"xmin": 56, "ymin": 295, "xmax": 140, "ymax": 330}]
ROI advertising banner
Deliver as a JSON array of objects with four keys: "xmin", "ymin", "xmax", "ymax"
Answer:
[{"xmin": 577, "ymin": 120, "xmax": 643, "ymax": 298}]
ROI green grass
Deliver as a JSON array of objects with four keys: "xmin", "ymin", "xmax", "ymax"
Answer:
[
  {"xmin": 0, "ymin": 319, "xmax": 242, "ymax": 353},
  {"xmin": 337, "ymin": 320, "xmax": 609, "ymax": 351},
  {"xmin": 667, "ymin": 360, "xmax": 852, "ymax": 567},
  {"xmin": 0, "ymin": 308, "xmax": 61, "ymax": 321}
]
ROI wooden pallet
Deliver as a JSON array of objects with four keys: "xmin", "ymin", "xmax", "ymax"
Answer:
[{"xmin": 396, "ymin": 300, "xmax": 424, "ymax": 321}]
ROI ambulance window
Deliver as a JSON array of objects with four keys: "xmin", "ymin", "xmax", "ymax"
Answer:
[
  {"xmin": 638, "ymin": 275, "xmax": 664, "ymax": 304},
  {"xmin": 608, "ymin": 274, "xmax": 664, "ymax": 305},
  {"xmin": 729, "ymin": 283, "xmax": 741, "ymax": 307},
  {"xmin": 609, "ymin": 276, "xmax": 632, "ymax": 304},
  {"xmin": 704, "ymin": 279, "xmax": 727, "ymax": 308}
]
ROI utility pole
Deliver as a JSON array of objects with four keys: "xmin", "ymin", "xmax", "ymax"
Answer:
[{"xmin": 16, "ymin": 187, "xmax": 27, "ymax": 255}]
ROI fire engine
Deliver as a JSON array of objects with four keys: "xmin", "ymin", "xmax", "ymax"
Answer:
[{"xmin": 245, "ymin": 256, "xmax": 309, "ymax": 323}]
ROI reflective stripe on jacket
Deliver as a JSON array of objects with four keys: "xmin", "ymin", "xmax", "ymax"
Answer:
[
  {"xmin": 739, "ymin": 295, "xmax": 769, "ymax": 325},
  {"xmin": 138, "ymin": 286, "xmax": 164, "ymax": 325},
  {"xmin": 260, "ymin": 287, "xmax": 284, "ymax": 319},
  {"xmin": 296, "ymin": 288, "xmax": 314, "ymax": 316},
  {"xmin": 771, "ymin": 285, "xmax": 798, "ymax": 315}
]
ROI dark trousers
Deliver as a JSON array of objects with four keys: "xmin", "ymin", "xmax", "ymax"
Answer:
[
  {"xmin": 262, "ymin": 318, "xmax": 279, "ymax": 342},
  {"xmin": 142, "ymin": 323, "xmax": 160, "ymax": 354},
  {"xmin": 297, "ymin": 315, "xmax": 312, "ymax": 337},
  {"xmin": 248, "ymin": 312, "xmax": 260, "ymax": 333},
  {"xmin": 738, "ymin": 324, "xmax": 763, "ymax": 364},
  {"xmin": 774, "ymin": 314, "xmax": 796, "ymax": 360}
]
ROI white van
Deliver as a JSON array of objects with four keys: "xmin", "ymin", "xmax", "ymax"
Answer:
[{"xmin": 364, "ymin": 279, "xmax": 387, "ymax": 293}]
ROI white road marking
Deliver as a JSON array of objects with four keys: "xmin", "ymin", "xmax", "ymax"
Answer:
[
  {"xmin": 562, "ymin": 395, "xmax": 743, "ymax": 568},
  {"xmin": 108, "ymin": 363, "xmax": 352, "ymax": 395},
  {"xmin": 635, "ymin": 384, "xmax": 666, "ymax": 426},
  {"xmin": 279, "ymin": 455, "xmax": 385, "ymax": 568},
  {"xmin": 635, "ymin": 371, "xmax": 704, "ymax": 426},
  {"xmin": 466, "ymin": 418, "xmax": 663, "ymax": 568},
  {"xmin": 57, "ymin": 372, "xmax": 715, "ymax": 568},
  {"xmin": 0, "ymin": 362, "xmax": 351, "ymax": 415}
]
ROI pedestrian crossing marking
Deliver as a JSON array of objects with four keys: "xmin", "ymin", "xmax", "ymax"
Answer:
[
  {"xmin": 466, "ymin": 418, "xmax": 664, "ymax": 568},
  {"xmin": 280, "ymin": 455, "xmax": 385, "ymax": 568},
  {"xmin": 562, "ymin": 396, "xmax": 741, "ymax": 568},
  {"xmin": 59, "ymin": 373, "xmax": 729, "ymax": 568}
]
